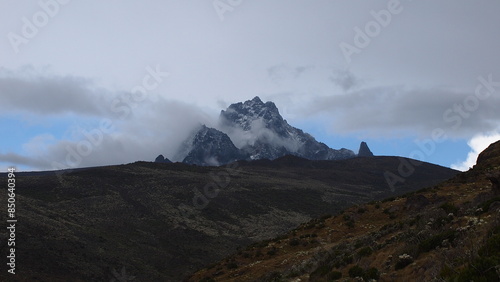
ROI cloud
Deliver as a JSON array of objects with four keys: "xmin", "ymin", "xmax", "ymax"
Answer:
[
  {"xmin": 219, "ymin": 117, "xmax": 302, "ymax": 153},
  {"xmin": 0, "ymin": 152, "xmax": 50, "ymax": 169},
  {"xmin": 301, "ymin": 85, "xmax": 500, "ymax": 138},
  {"xmin": 451, "ymin": 131, "xmax": 500, "ymax": 171},
  {"xmin": 0, "ymin": 68, "xmax": 216, "ymax": 170},
  {"xmin": 329, "ymin": 70, "xmax": 361, "ymax": 91},
  {"xmin": 267, "ymin": 64, "xmax": 314, "ymax": 86},
  {"xmin": 0, "ymin": 67, "xmax": 108, "ymax": 116}
]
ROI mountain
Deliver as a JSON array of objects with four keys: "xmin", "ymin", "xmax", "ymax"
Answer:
[
  {"xmin": 220, "ymin": 96, "xmax": 356, "ymax": 161},
  {"xmin": 173, "ymin": 97, "xmax": 356, "ymax": 165},
  {"xmin": 154, "ymin": 154, "xmax": 172, "ymax": 163},
  {"xmin": 188, "ymin": 140, "xmax": 500, "ymax": 282},
  {"xmin": 358, "ymin": 141, "xmax": 374, "ymax": 157},
  {"xmin": 180, "ymin": 125, "xmax": 246, "ymax": 166},
  {"xmin": 0, "ymin": 155, "xmax": 458, "ymax": 281}
]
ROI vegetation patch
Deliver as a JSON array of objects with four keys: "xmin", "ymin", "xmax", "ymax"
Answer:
[{"xmin": 418, "ymin": 230, "xmax": 456, "ymax": 254}]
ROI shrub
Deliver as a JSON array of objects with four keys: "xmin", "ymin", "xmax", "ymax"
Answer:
[
  {"xmin": 267, "ymin": 248, "xmax": 277, "ymax": 256},
  {"xmin": 346, "ymin": 220, "xmax": 355, "ymax": 228},
  {"xmin": 327, "ymin": 271, "xmax": 342, "ymax": 280},
  {"xmin": 266, "ymin": 272, "xmax": 283, "ymax": 282},
  {"xmin": 348, "ymin": 265, "xmax": 364, "ymax": 278},
  {"xmin": 226, "ymin": 262, "xmax": 238, "ymax": 269},
  {"xmin": 364, "ymin": 267, "xmax": 380, "ymax": 280},
  {"xmin": 440, "ymin": 202, "xmax": 458, "ymax": 214},
  {"xmin": 311, "ymin": 264, "xmax": 331, "ymax": 276},
  {"xmin": 382, "ymin": 196, "xmax": 396, "ymax": 203},
  {"xmin": 418, "ymin": 231, "xmax": 456, "ymax": 253},
  {"xmin": 395, "ymin": 254, "xmax": 413, "ymax": 270},
  {"xmin": 478, "ymin": 196, "xmax": 500, "ymax": 214},
  {"xmin": 357, "ymin": 246, "xmax": 372, "ymax": 258},
  {"xmin": 357, "ymin": 207, "xmax": 367, "ymax": 213},
  {"xmin": 289, "ymin": 238, "xmax": 300, "ymax": 246}
]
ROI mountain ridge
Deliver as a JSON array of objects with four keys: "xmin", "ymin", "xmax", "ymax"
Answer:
[{"xmin": 158, "ymin": 97, "xmax": 367, "ymax": 166}]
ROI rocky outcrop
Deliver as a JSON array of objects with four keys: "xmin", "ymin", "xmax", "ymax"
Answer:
[
  {"xmin": 358, "ymin": 141, "xmax": 374, "ymax": 157},
  {"xmin": 181, "ymin": 125, "xmax": 246, "ymax": 166},
  {"xmin": 155, "ymin": 155, "xmax": 172, "ymax": 163}
]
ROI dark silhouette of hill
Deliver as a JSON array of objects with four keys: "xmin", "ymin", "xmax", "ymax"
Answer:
[{"xmin": 0, "ymin": 156, "xmax": 457, "ymax": 281}]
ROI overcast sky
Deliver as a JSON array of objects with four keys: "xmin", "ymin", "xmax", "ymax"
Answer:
[{"xmin": 1, "ymin": 0, "xmax": 500, "ymax": 172}]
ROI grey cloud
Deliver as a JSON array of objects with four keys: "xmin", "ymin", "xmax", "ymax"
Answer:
[
  {"xmin": 304, "ymin": 86, "xmax": 500, "ymax": 138},
  {"xmin": 329, "ymin": 70, "xmax": 361, "ymax": 91},
  {"xmin": 1, "ymin": 97, "xmax": 215, "ymax": 170},
  {"xmin": 0, "ymin": 152, "xmax": 51, "ymax": 170},
  {"xmin": 267, "ymin": 64, "xmax": 313, "ymax": 85},
  {"xmin": 0, "ymin": 70, "xmax": 107, "ymax": 116},
  {"xmin": 0, "ymin": 68, "xmax": 215, "ymax": 170}
]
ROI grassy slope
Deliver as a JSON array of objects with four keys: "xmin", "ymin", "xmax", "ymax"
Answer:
[{"xmin": 189, "ymin": 141, "xmax": 500, "ymax": 282}]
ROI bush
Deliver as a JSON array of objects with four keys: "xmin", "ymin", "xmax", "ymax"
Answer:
[
  {"xmin": 418, "ymin": 231, "xmax": 456, "ymax": 253},
  {"xmin": 289, "ymin": 238, "xmax": 300, "ymax": 246},
  {"xmin": 395, "ymin": 254, "xmax": 413, "ymax": 270},
  {"xmin": 267, "ymin": 248, "xmax": 277, "ymax": 256},
  {"xmin": 348, "ymin": 265, "xmax": 364, "ymax": 278},
  {"xmin": 346, "ymin": 220, "xmax": 355, "ymax": 228},
  {"xmin": 364, "ymin": 267, "xmax": 380, "ymax": 280},
  {"xmin": 358, "ymin": 207, "xmax": 367, "ymax": 213},
  {"xmin": 357, "ymin": 246, "xmax": 372, "ymax": 258},
  {"xmin": 327, "ymin": 271, "xmax": 342, "ymax": 280},
  {"xmin": 440, "ymin": 202, "xmax": 458, "ymax": 214},
  {"xmin": 478, "ymin": 196, "xmax": 500, "ymax": 214},
  {"xmin": 265, "ymin": 272, "xmax": 283, "ymax": 282},
  {"xmin": 311, "ymin": 264, "xmax": 331, "ymax": 276},
  {"xmin": 395, "ymin": 259, "xmax": 412, "ymax": 270},
  {"xmin": 226, "ymin": 262, "xmax": 238, "ymax": 269}
]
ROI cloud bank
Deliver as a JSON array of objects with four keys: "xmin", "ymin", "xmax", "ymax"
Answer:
[{"xmin": 0, "ymin": 68, "xmax": 214, "ymax": 170}]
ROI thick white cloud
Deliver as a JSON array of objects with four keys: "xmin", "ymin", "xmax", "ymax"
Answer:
[{"xmin": 451, "ymin": 131, "xmax": 500, "ymax": 171}]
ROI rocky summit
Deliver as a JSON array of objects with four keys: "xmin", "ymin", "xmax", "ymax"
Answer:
[
  {"xmin": 358, "ymin": 141, "xmax": 374, "ymax": 157},
  {"xmin": 162, "ymin": 97, "xmax": 362, "ymax": 166},
  {"xmin": 179, "ymin": 125, "xmax": 246, "ymax": 166}
]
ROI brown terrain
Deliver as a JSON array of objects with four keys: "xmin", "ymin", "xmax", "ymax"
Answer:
[{"xmin": 188, "ymin": 141, "xmax": 500, "ymax": 281}]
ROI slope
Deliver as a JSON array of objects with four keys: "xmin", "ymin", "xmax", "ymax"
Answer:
[
  {"xmin": 189, "ymin": 141, "xmax": 500, "ymax": 281},
  {"xmin": 0, "ymin": 156, "xmax": 457, "ymax": 281}
]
